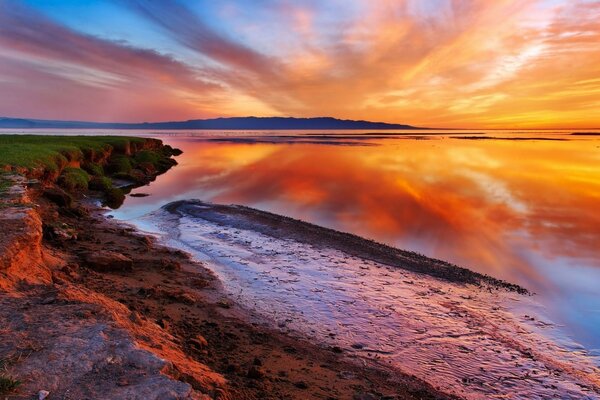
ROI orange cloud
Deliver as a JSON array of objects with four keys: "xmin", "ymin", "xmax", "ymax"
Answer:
[{"xmin": 1, "ymin": 1, "xmax": 599, "ymax": 127}]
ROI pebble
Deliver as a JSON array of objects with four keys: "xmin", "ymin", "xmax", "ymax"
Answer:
[{"xmin": 38, "ymin": 390, "xmax": 50, "ymax": 400}]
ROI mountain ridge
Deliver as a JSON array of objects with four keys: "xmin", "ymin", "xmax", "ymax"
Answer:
[{"xmin": 0, "ymin": 116, "xmax": 425, "ymax": 130}]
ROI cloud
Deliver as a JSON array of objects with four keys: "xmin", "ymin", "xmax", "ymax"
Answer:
[
  {"xmin": 0, "ymin": 2, "xmax": 227, "ymax": 121},
  {"xmin": 0, "ymin": 0, "xmax": 599, "ymax": 127},
  {"xmin": 123, "ymin": 0, "xmax": 280, "ymax": 76}
]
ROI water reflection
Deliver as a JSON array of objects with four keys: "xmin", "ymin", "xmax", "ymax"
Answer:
[{"xmin": 114, "ymin": 134, "xmax": 600, "ymax": 349}]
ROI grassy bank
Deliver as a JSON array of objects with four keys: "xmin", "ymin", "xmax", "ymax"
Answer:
[{"xmin": 0, "ymin": 135, "xmax": 181, "ymax": 208}]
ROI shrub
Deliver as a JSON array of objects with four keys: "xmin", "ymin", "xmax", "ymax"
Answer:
[
  {"xmin": 104, "ymin": 187, "xmax": 125, "ymax": 209},
  {"xmin": 137, "ymin": 162, "xmax": 156, "ymax": 174},
  {"xmin": 134, "ymin": 150, "xmax": 160, "ymax": 164},
  {"xmin": 106, "ymin": 155, "xmax": 132, "ymax": 174},
  {"xmin": 88, "ymin": 176, "xmax": 113, "ymax": 192},
  {"xmin": 0, "ymin": 376, "xmax": 21, "ymax": 394},
  {"xmin": 113, "ymin": 169, "xmax": 147, "ymax": 184},
  {"xmin": 58, "ymin": 167, "xmax": 90, "ymax": 191},
  {"xmin": 59, "ymin": 148, "xmax": 83, "ymax": 162},
  {"xmin": 81, "ymin": 162, "xmax": 104, "ymax": 177}
]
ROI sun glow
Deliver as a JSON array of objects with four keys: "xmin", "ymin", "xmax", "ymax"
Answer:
[{"xmin": 0, "ymin": 1, "xmax": 599, "ymax": 128}]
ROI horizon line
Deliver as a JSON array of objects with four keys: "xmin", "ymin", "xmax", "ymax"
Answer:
[{"xmin": 1, "ymin": 115, "xmax": 598, "ymax": 131}]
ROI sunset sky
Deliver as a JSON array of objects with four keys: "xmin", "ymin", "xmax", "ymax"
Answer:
[{"xmin": 1, "ymin": 0, "xmax": 599, "ymax": 128}]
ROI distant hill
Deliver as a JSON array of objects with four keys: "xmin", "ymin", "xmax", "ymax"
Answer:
[{"xmin": 0, "ymin": 116, "xmax": 424, "ymax": 130}]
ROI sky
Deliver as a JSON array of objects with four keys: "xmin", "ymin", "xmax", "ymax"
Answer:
[{"xmin": 0, "ymin": 0, "xmax": 599, "ymax": 128}]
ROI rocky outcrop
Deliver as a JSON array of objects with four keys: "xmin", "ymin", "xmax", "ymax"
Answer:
[
  {"xmin": 0, "ymin": 177, "xmax": 227, "ymax": 399},
  {"xmin": 83, "ymin": 251, "xmax": 134, "ymax": 272},
  {"xmin": 0, "ymin": 175, "xmax": 50, "ymax": 289}
]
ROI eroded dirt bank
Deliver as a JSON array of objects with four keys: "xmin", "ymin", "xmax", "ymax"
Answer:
[{"xmin": 0, "ymin": 179, "xmax": 455, "ymax": 399}]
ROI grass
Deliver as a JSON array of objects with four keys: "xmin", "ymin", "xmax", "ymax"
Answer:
[
  {"xmin": 0, "ymin": 135, "xmax": 146, "ymax": 172},
  {"xmin": 0, "ymin": 134, "xmax": 179, "ymax": 209},
  {"xmin": 0, "ymin": 376, "xmax": 20, "ymax": 394},
  {"xmin": 58, "ymin": 167, "xmax": 90, "ymax": 191},
  {"xmin": 104, "ymin": 186, "xmax": 126, "ymax": 209},
  {"xmin": 0, "ymin": 358, "xmax": 20, "ymax": 395},
  {"xmin": 81, "ymin": 161, "xmax": 104, "ymax": 176},
  {"xmin": 0, "ymin": 177, "xmax": 10, "ymax": 195},
  {"xmin": 106, "ymin": 154, "xmax": 133, "ymax": 174},
  {"xmin": 89, "ymin": 176, "xmax": 113, "ymax": 192}
]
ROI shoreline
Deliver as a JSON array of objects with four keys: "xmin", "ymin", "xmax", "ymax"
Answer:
[
  {"xmin": 0, "ymin": 179, "xmax": 455, "ymax": 399},
  {"xmin": 136, "ymin": 200, "xmax": 600, "ymax": 399}
]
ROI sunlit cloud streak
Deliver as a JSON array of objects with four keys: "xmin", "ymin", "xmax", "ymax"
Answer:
[
  {"xmin": 0, "ymin": 0, "xmax": 599, "ymax": 127},
  {"xmin": 0, "ymin": 2, "xmax": 226, "ymax": 121}
]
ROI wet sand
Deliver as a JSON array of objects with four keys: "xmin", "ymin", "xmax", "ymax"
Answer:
[{"xmin": 129, "ymin": 200, "xmax": 600, "ymax": 400}]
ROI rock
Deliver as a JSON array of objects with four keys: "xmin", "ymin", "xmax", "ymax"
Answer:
[
  {"xmin": 331, "ymin": 346, "xmax": 343, "ymax": 353},
  {"xmin": 252, "ymin": 357, "xmax": 262, "ymax": 366},
  {"xmin": 38, "ymin": 390, "xmax": 50, "ymax": 400},
  {"xmin": 247, "ymin": 365, "xmax": 264, "ymax": 380},
  {"xmin": 351, "ymin": 343, "xmax": 364, "ymax": 349},
  {"xmin": 338, "ymin": 371, "xmax": 355, "ymax": 380},
  {"xmin": 190, "ymin": 277, "xmax": 209, "ymax": 288},
  {"xmin": 188, "ymin": 334, "xmax": 208, "ymax": 350},
  {"xmin": 177, "ymin": 291, "xmax": 197, "ymax": 305},
  {"xmin": 40, "ymin": 296, "xmax": 57, "ymax": 305},
  {"xmin": 83, "ymin": 251, "xmax": 133, "ymax": 272},
  {"xmin": 130, "ymin": 193, "xmax": 150, "ymax": 198},
  {"xmin": 139, "ymin": 236, "xmax": 153, "ymax": 247},
  {"xmin": 225, "ymin": 364, "xmax": 237, "ymax": 373},
  {"xmin": 43, "ymin": 223, "xmax": 77, "ymax": 241}
]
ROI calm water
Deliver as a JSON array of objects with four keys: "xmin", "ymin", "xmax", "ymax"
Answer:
[{"xmin": 105, "ymin": 129, "xmax": 599, "ymax": 352}]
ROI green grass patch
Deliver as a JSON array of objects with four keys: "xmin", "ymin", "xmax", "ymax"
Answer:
[
  {"xmin": 0, "ymin": 135, "xmax": 145, "ymax": 171},
  {"xmin": 104, "ymin": 187, "xmax": 125, "ymax": 209},
  {"xmin": 0, "ymin": 135, "xmax": 178, "ymax": 209},
  {"xmin": 0, "ymin": 376, "xmax": 20, "ymax": 394},
  {"xmin": 81, "ymin": 161, "xmax": 104, "ymax": 176},
  {"xmin": 134, "ymin": 150, "xmax": 161, "ymax": 164},
  {"xmin": 106, "ymin": 154, "xmax": 133, "ymax": 174},
  {"xmin": 89, "ymin": 176, "xmax": 113, "ymax": 192},
  {"xmin": 58, "ymin": 167, "xmax": 90, "ymax": 191}
]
